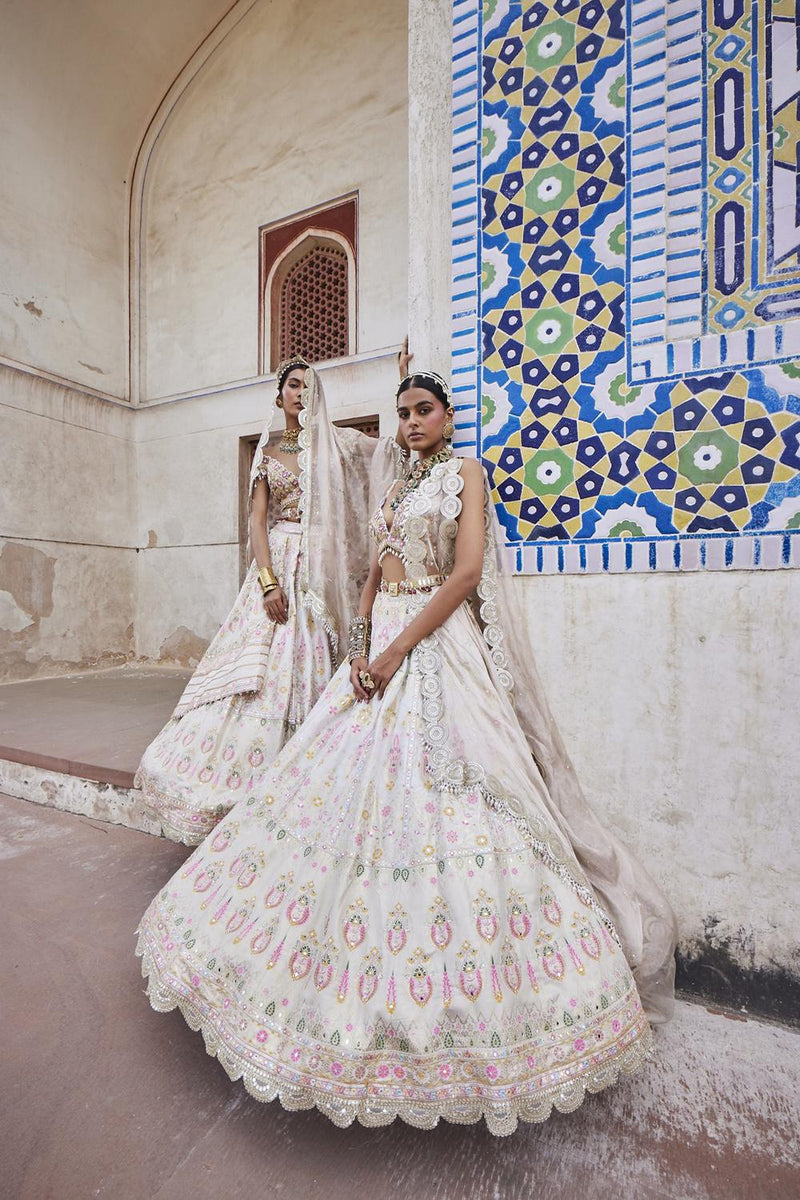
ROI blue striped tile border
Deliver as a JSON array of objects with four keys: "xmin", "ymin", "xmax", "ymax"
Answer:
[
  {"xmin": 449, "ymin": 0, "xmax": 482, "ymax": 460},
  {"xmin": 511, "ymin": 529, "xmax": 800, "ymax": 574}
]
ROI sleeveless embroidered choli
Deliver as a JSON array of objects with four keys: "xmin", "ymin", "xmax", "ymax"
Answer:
[{"xmin": 369, "ymin": 458, "xmax": 463, "ymax": 580}]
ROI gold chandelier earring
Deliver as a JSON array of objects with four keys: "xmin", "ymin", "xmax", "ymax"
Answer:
[
  {"xmin": 276, "ymin": 396, "xmax": 284, "ymax": 408},
  {"xmin": 442, "ymin": 410, "xmax": 455, "ymax": 441}
]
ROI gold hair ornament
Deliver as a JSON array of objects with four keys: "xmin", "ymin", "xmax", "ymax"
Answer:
[{"xmin": 276, "ymin": 355, "xmax": 310, "ymax": 394}]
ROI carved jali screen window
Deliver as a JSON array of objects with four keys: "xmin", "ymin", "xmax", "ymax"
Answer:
[{"xmin": 278, "ymin": 242, "xmax": 349, "ymax": 365}]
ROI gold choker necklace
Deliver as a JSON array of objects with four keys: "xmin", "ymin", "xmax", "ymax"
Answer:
[{"xmin": 278, "ymin": 427, "xmax": 300, "ymax": 453}]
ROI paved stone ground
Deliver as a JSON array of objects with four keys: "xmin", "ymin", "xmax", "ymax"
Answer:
[{"xmin": 2, "ymin": 792, "xmax": 798, "ymax": 1200}]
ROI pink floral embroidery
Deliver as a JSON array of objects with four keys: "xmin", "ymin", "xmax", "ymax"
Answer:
[{"xmin": 256, "ymin": 1029, "xmax": 268, "ymax": 1043}]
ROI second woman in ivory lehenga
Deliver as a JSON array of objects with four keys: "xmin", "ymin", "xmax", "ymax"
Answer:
[
  {"xmin": 135, "ymin": 359, "xmax": 405, "ymax": 845},
  {"xmin": 137, "ymin": 372, "xmax": 676, "ymax": 1135}
]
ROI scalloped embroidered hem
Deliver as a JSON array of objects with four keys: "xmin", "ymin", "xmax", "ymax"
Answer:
[
  {"xmin": 136, "ymin": 935, "xmax": 654, "ymax": 1137},
  {"xmin": 135, "ymin": 729, "xmax": 299, "ymax": 847}
]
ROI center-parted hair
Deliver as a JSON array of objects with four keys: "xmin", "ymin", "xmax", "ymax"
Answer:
[{"xmin": 396, "ymin": 371, "xmax": 451, "ymax": 407}]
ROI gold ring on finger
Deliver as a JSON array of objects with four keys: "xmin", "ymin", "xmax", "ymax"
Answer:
[{"xmin": 359, "ymin": 670, "xmax": 375, "ymax": 691}]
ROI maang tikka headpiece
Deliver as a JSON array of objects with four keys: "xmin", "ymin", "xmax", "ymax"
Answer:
[
  {"xmin": 276, "ymin": 355, "xmax": 310, "ymax": 394},
  {"xmin": 396, "ymin": 371, "xmax": 452, "ymax": 402}
]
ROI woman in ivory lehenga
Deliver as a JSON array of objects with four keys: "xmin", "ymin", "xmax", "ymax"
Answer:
[
  {"xmin": 135, "ymin": 356, "xmax": 407, "ymax": 845},
  {"xmin": 137, "ymin": 371, "xmax": 676, "ymax": 1135}
]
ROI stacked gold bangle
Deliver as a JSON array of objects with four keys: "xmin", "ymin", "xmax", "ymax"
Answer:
[
  {"xmin": 258, "ymin": 566, "xmax": 278, "ymax": 596},
  {"xmin": 348, "ymin": 615, "xmax": 371, "ymax": 662}
]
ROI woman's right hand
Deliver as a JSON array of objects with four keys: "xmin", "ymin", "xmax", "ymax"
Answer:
[
  {"xmin": 264, "ymin": 585, "xmax": 289, "ymax": 624},
  {"xmin": 349, "ymin": 656, "xmax": 371, "ymax": 702}
]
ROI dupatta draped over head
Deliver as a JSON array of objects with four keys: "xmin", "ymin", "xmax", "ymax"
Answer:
[
  {"xmin": 175, "ymin": 365, "xmax": 403, "ymax": 717},
  {"xmin": 247, "ymin": 364, "xmax": 406, "ymax": 652}
]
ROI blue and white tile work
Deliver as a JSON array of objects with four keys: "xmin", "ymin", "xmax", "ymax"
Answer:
[{"xmin": 450, "ymin": 0, "xmax": 800, "ymax": 571}]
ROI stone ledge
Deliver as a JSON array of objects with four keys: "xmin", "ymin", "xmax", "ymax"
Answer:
[{"xmin": 0, "ymin": 757, "xmax": 160, "ymax": 836}]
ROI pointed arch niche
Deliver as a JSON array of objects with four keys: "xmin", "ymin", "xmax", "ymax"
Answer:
[{"xmin": 259, "ymin": 195, "xmax": 357, "ymax": 372}]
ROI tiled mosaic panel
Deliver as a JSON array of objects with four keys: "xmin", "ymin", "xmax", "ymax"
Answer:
[{"xmin": 473, "ymin": 0, "xmax": 800, "ymax": 567}]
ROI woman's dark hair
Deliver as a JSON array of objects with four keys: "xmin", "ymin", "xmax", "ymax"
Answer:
[{"xmin": 396, "ymin": 372, "xmax": 450, "ymax": 407}]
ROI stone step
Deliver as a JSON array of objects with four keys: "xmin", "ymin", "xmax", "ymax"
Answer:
[{"xmin": 0, "ymin": 664, "xmax": 189, "ymax": 833}]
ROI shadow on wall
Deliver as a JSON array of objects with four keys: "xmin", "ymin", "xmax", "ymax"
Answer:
[{"xmin": 677, "ymin": 921, "xmax": 800, "ymax": 1027}]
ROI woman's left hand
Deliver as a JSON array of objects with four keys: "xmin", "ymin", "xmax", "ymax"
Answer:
[
  {"xmin": 365, "ymin": 644, "xmax": 406, "ymax": 700},
  {"xmin": 397, "ymin": 335, "xmax": 412, "ymax": 379}
]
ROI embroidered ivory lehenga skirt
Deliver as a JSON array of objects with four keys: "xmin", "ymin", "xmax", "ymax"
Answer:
[
  {"xmin": 136, "ymin": 523, "xmax": 334, "ymax": 845},
  {"xmin": 137, "ymin": 588, "xmax": 653, "ymax": 1135}
]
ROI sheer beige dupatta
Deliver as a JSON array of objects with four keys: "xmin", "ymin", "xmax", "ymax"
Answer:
[
  {"xmin": 473, "ymin": 478, "xmax": 677, "ymax": 1024},
  {"xmin": 298, "ymin": 367, "xmax": 405, "ymax": 658}
]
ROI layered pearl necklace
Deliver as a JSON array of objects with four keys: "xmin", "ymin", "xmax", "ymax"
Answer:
[{"xmin": 390, "ymin": 445, "xmax": 453, "ymax": 511}]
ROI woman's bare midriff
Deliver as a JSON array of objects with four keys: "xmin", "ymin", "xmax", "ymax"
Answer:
[
  {"xmin": 380, "ymin": 551, "xmax": 406, "ymax": 584},
  {"xmin": 380, "ymin": 491, "xmax": 407, "ymax": 584}
]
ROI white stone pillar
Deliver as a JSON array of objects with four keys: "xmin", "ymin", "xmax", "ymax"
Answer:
[{"xmin": 407, "ymin": 0, "xmax": 453, "ymax": 376}]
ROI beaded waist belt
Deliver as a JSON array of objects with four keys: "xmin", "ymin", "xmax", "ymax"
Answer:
[{"xmin": 379, "ymin": 573, "xmax": 444, "ymax": 595}]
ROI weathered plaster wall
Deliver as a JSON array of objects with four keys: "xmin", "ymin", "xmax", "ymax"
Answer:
[
  {"xmin": 141, "ymin": 0, "xmax": 409, "ymax": 399},
  {"xmin": 522, "ymin": 570, "xmax": 800, "ymax": 1018},
  {"xmin": 1, "ymin": 353, "xmax": 404, "ymax": 679},
  {"xmin": 0, "ymin": 0, "xmax": 228, "ymax": 396},
  {"xmin": 0, "ymin": 367, "xmax": 137, "ymax": 680},
  {"xmin": 0, "ymin": 0, "xmax": 408, "ymax": 680}
]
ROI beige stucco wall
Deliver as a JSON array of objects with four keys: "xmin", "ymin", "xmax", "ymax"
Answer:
[
  {"xmin": 0, "ymin": 367, "xmax": 137, "ymax": 680},
  {"xmin": 0, "ymin": 0, "xmax": 409, "ymax": 678},
  {"xmin": 140, "ymin": 0, "xmax": 409, "ymax": 400},
  {"xmin": 521, "ymin": 570, "xmax": 799, "ymax": 982},
  {"xmin": 0, "ymin": 0, "xmax": 228, "ymax": 397}
]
